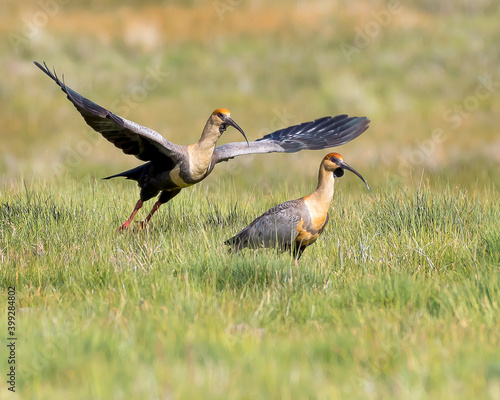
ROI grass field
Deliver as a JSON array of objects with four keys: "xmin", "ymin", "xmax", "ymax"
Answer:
[
  {"xmin": 1, "ymin": 0, "xmax": 500, "ymax": 399},
  {"xmin": 1, "ymin": 176, "xmax": 499, "ymax": 399}
]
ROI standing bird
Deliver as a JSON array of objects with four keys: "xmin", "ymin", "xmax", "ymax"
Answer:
[
  {"xmin": 225, "ymin": 153, "xmax": 369, "ymax": 264},
  {"xmin": 35, "ymin": 62, "xmax": 370, "ymax": 230}
]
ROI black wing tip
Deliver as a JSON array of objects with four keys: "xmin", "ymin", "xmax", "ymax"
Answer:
[
  {"xmin": 334, "ymin": 116, "xmax": 370, "ymax": 137},
  {"xmin": 324, "ymin": 114, "xmax": 370, "ymax": 135},
  {"xmin": 34, "ymin": 60, "xmax": 66, "ymax": 90},
  {"xmin": 351, "ymin": 116, "xmax": 370, "ymax": 132},
  {"xmin": 34, "ymin": 61, "xmax": 109, "ymax": 118},
  {"xmin": 354, "ymin": 115, "xmax": 370, "ymax": 125},
  {"xmin": 34, "ymin": 60, "xmax": 53, "ymax": 78},
  {"xmin": 337, "ymin": 115, "xmax": 370, "ymax": 126},
  {"xmin": 330, "ymin": 116, "xmax": 370, "ymax": 145},
  {"xmin": 315, "ymin": 114, "xmax": 369, "ymax": 125},
  {"xmin": 256, "ymin": 113, "xmax": 371, "ymax": 152},
  {"xmin": 258, "ymin": 114, "xmax": 370, "ymax": 141}
]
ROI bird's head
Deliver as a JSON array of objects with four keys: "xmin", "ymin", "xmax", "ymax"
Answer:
[
  {"xmin": 211, "ymin": 108, "xmax": 249, "ymax": 146},
  {"xmin": 323, "ymin": 152, "xmax": 370, "ymax": 190}
]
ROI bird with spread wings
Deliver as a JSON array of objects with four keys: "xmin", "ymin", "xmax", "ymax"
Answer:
[{"xmin": 35, "ymin": 61, "xmax": 370, "ymax": 230}]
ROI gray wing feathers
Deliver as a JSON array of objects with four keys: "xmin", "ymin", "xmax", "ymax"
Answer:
[
  {"xmin": 212, "ymin": 141, "xmax": 283, "ymax": 165},
  {"xmin": 213, "ymin": 114, "xmax": 369, "ymax": 164},
  {"xmin": 34, "ymin": 61, "xmax": 183, "ymax": 163},
  {"xmin": 226, "ymin": 200, "xmax": 302, "ymax": 250}
]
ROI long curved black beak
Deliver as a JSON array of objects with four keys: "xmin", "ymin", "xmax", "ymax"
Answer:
[
  {"xmin": 225, "ymin": 116, "xmax": 250, "ymax": 147},
  {"xmin": 339, "ymin": 161, "xmax": 370, "ymax": 190}
]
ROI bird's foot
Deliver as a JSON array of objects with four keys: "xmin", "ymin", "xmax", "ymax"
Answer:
[
  {"xmin": 117, "ymin": 222, "xmax": 130, "ymax": 232},
  {"xmin": 118, "ymin": 221, "xmax": 149, "ymax": 231}
]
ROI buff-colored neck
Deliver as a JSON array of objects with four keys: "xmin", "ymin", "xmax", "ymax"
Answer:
[
  {"xmin": 303, "ymin": 163, "xmax": 336, "ymax": 215},
  {"xmin": 186, "ymin": 119, "xmax": 221, "ymax": 180}
]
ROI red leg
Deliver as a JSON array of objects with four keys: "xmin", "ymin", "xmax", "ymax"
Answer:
[
  {"xmin": 139, "ymin": 190, "xmax": 181, "ymax": 228},
  {"xmin": 141, "ymin": 200, "xmax": 163, "ymax": 226},
  {"xmin": 117, "ymin": 199, "xmax": 143, "ymax": 231}
]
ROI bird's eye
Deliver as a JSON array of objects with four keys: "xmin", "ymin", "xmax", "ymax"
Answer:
[
  {"xmin": 217, "ymin": 113, "xmax": 224, "ymax": 119},
  {"xmin": 333, "ymin": 168, "xmax": 344, "ymax": 177}
]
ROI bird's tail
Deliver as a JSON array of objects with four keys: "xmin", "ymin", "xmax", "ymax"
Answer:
[
  {"xmin": 103, "ymin": 165, "xmax": 145, "ymax": 181},
  {"xmin": 224, "ymin": 234, "xmax": 246, "ymax": 252},
  {"xmin": 224, "ymin": 235, "xmax": 239, "ymax": 248}
]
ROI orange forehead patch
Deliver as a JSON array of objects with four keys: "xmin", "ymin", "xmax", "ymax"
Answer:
[
  {"xmin": 324, "ymin": 152, "xmax": 343, "ymax": 161},
  {"xmin": 213, "ymin": 108, "xmax": 231, "ymax": 115}
]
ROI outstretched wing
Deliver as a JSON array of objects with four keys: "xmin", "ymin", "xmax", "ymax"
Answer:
[
  {"xmin": 34, "ymin": 61, "xmax": 185, "ymax": 164},
  {"xmin": 212, "ymin": 114, "xmax": 369, "ymax": 165}
]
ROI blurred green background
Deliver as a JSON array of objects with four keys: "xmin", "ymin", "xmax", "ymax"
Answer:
[{"xmin": 1, "ymin": 0, "xmax": 499, "ymax": 189}]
